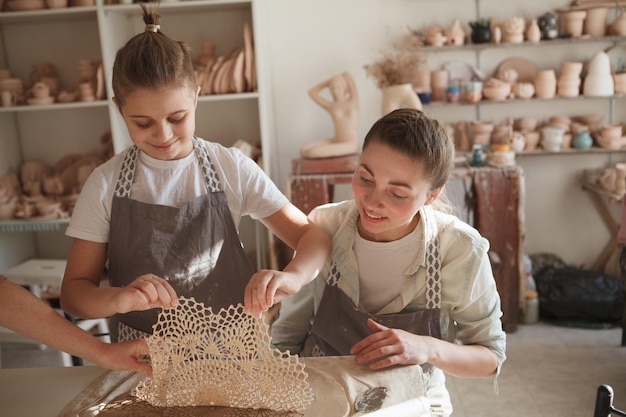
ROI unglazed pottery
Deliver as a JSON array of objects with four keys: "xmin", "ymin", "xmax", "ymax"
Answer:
[{"xmin": 584, "ymin": 7, "xmax": 609, "ymax": 37}]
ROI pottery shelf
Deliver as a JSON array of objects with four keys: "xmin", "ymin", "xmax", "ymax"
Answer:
[
  {"xmin": 0, "ymin": 100, "xmax": 107, "ymax": 113},
  {"xmin": 0, "ymin": 6, "xmax": 97, "ymax": 24},
  {"xmin": 0, "ymin": 93, "xmax": 259, "ymax": 113},
  {"xmin": 425, "ymin": 93, "xmax": 626, "ymax": 109},
  {"xmin": 459, "ymin": 147, "xmax": 626, "ymax": 159},
  {"xmin": 0, "ymin": 218, "xmax": 69, "ymax": 233},
  {"xmin": 420, "ymin": 34, "xmax": 626, "ymax": 53}
]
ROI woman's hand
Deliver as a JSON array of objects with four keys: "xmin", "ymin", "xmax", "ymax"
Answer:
[
  {"xmin": 115, "ymin": 274, "xmax": 178, "ymax": 314},
  {"xmin": 244, "ymin": 269, "xmax": 302, "ymax": 318},
  {"xmin": 350, "ymin": 319, "xmax": 433, "ymax": 369},
  {"xmin": 95, "ymin": 338, "xmax": 152, "ymax": 376}
]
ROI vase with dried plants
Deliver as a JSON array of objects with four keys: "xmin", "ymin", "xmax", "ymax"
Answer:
[{"xmin": 364, "ymin": 49, "xmax": 426, "ymax": 115}]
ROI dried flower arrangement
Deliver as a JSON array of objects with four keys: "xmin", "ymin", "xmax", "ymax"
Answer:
[{"xmin": 364, "ymin": 49, "xmax": 426, "ymax": 89}]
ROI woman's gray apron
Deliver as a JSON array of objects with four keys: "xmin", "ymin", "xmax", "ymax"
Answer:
[
  {"xmin": 107, "ymin": 138, "xmax": 255, "ymax": 342},
  {"xmin": 302, "ymin": 211, "xmax": 452, "ymax": 416}
]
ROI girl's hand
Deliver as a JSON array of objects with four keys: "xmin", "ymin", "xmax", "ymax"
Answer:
[
  {"xmin": 244, "ymin": 270, "xmax": 302, "ymax": 318},
  {"xmin": 350, "ymin": 319, "xmax": 432, "ymax": 369},
  {"xmin": 115, "ymin": 274, "xmax": 178, "ymax": 314}
]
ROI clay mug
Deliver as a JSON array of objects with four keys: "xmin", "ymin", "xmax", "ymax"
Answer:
[{"xmin": 1, "ymin": 90, "xmax": 15, "ymax": 107}]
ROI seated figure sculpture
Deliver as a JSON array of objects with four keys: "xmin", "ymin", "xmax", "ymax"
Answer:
[{"xmin": 300, "ymin": 72, "xmax": 359, "ymax": 159}]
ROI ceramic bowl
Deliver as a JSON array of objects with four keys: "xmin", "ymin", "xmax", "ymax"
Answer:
[
  {"xmin": 601, "ymin": 124, "xmax": 623, "ymax": 141},
  {"xmin": 417, "ymin": 91, "xmax": 432, "ymax": 105},
  {"xmin": 482, "ymin": 79, "xmax": 511, "ymax": 101}
]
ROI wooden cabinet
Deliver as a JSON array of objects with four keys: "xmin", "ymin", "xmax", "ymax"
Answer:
[{"xmin": 0, "ymin": 0, "xmax": 272, "ymax": 271}]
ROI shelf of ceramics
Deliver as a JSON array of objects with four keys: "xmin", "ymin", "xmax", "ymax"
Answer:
[
  {"xmin": 197, "ymin": 92, "xmax": 259, "ymax": 103},
  {"xmin": 0, "ymin": 6, "xmax": 97, "ymax": 24},
  {"xmin": 0, "ymin": 100, "xmax": 108, "ymax": 113},
  {"xmin": 103, "ymin": 0, "xmax": 251, "ymax": 14},
  {"xmin": 424, "ymin": 93, "xmax": 626, "ymax": 109},
  {"xmin": 516, "ymin": 147, "xmax": 626, "ymax": 156},
  {"xmin": 0, "ymin": 218, "xmax": 69, "ymax": 233},
  {"xmin": 455, "ymin": 148, "xmax": 626, "ymax": 163},
  {"xmin": 420, "ymin": 34, "xmax": 626, "ymax": 53}
]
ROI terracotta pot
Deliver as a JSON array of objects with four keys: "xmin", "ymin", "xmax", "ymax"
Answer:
[
  {"xmin": 431, "ymin": 69, "xmax": 449, "ymax": 102},
  {"xmin": 560, "ymin": 10, "xmax": 587, "ymax": 37},
  {"xmin": 524, "ymin": 131, "xmax": 541, "ymax": 150},
  {"xmin": 534, "ymin": 70, "xmax": 557, "ymax": 99},
  {"xmin": 584, "ymin": 7, "xmax": 609, "ymax": 37}
]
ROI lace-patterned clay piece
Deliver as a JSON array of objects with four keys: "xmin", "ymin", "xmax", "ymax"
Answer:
[{"xmin": 133, "ymin": 297, "xmax": 314, "ymax": 413}]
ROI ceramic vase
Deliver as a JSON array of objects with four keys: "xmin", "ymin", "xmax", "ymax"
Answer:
[
  {"xmin": 583, "ymin": 51, "xmax": 614, "ymax": 97},
  {"xmin": 431, "ymin": 69, "xmax": 449, "ymax": 102},
  {"xmin": 572, "ymin": 129, "xmax": 593, "ymax": 149},
  {"xmin": 584, "ymin": 7, "xmax": 609, "ymax": 37},
  {"xmin": 381, "ymin": 83, "xmax": 422, "ymax": 116},
  {"xmin": 534, "ymin": 70, "xmax": 557, "ymax": 99},
  {"xmin": 446, "ymin": 19, "xmax": 465, "ymax": 45},
  {"xmin": 526, "ymin": 19, "xmax": 541, "ymax": 43}
]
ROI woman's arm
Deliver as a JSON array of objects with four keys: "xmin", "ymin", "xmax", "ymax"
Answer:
[
  {"xmin": 0, "ymin": 277, "xmax": 151, "ymax": 375},
  {"xmin": 61, "ymin": 238, "xmax": 177, "ymax": 319},
  {"xmin": 245, "ymin": 202, "xmax": 331, "ymax": 317}
]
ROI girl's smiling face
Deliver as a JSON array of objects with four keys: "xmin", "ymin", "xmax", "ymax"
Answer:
[
  {"xmin": 115, "ymin": 84, "xmax": 199, "ymax": 160},
  {"xmin": 352, "ymin": 141, "xmax": 440, "ymax": 242}
]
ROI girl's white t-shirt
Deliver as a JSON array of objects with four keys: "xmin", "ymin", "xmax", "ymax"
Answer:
[{"xmin": 66, "ymin": 139, "xmax": 288, "ymax": 243}]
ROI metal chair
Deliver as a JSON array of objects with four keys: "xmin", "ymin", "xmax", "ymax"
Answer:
[{"xmin": 594, "ymin": 385, "xmax": 626, "ymax": 417}]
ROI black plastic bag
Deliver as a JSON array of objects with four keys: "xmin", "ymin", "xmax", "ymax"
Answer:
[{"xmin": 535, "ymin": 266, "xmax": 624, "ymax": 324}]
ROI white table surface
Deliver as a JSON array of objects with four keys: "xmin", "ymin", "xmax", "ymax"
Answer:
[{"xmin": 0, "ymin": 366, "xmax": 108, "ymax": 417}]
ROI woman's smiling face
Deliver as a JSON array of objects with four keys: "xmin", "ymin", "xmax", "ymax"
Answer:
[{"xmin": 352, "ymin": 141, "xmax": 439, "ymax": 242}]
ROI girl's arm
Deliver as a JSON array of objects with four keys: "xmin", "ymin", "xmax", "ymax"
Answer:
[{"xmin": 61, "ymin": 238, "xmax": 177, "ymax": 319}]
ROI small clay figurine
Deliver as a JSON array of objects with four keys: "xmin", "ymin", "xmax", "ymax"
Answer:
[{"xmin": 300, "ymin": 72, "xmax": 359, "ymax": 159}]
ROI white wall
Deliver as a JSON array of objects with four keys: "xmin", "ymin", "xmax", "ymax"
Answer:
[{"xmin": 263, "ymin": 0, "xmax": 626, "ymax": 274}]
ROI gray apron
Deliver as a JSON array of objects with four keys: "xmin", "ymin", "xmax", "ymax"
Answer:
[
  {"xmin": 107, "ymin": 137, "xmax": 255, "ymax": 342},
  {"xmin": 301, "ymin": 236, "xmax": 443, "ymax": 361},
  {"xmin": 301, "ymin": 214, "xmax": 452, "ymax": 416}
]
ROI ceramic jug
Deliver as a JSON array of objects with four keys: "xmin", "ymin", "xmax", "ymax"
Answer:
[
  {"xmin": 572, "ymin": 129, "xmax": 593, "ymax": 149},
  {"xmin": 538, "ymin": 12, "xmax": 558, "ymax": 39}
]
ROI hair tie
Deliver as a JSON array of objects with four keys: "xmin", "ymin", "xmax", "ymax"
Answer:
[{"xmin": 145, "ymin": 24, "xmax": 160, "ymax": 33}]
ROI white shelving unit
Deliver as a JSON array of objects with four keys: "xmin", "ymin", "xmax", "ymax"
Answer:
[{"xmin": 0, "ymin": 0, "xmax": 273, "ymax": 271}]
